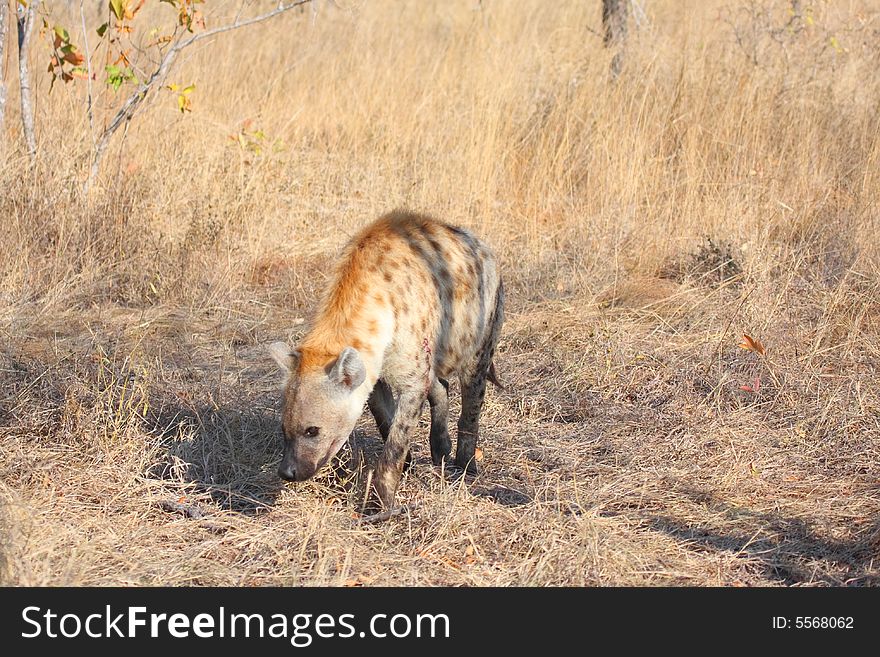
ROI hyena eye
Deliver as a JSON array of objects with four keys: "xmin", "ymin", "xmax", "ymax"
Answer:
[{"xmin": 303, "ymin": 426, "xmax": 320, "ymax": 438}]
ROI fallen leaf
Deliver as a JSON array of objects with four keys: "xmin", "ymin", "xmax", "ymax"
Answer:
[
  {"xmin": 344, "ymin": 575, "xmax": 375, "ymax": 587},
  {"xmin": 738, "ymin": 334, "xmax": 766, "ymax": 356}
]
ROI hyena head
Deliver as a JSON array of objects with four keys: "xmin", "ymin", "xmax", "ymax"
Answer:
[{"xmin": 268, "ymin": 342, "xmax": 367, "ymax": 482}]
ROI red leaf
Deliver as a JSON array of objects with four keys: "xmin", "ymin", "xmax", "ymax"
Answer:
[{"xmin": 63, "ymin": 50, "xmax": 85, "ymax": 65}]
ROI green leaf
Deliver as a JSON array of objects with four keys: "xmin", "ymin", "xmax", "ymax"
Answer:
[
  {"xmin": 181, "ymin": 83, "xmax": 195, "ymax": 95},
  {"xmin": 96, "ymin": 23, "xmax": 108, "ymax": 38},
  {"xmin": 109, "ymin": 0, "xmax": 125, "ymax": 21},
  {"xmin": 105, "ymin": 64, "xmax": 124, "ymax": 91},
  {"xmin": 54, "ymin": 25, "xmax": 70, "ymax": 42}
]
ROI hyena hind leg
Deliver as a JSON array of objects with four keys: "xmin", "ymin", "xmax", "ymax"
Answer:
[
  {"xmin": 455, "ymin": 283, "xmax": 504, "ymax": 474},
  {"xmin": 454, "ymin": 369, "xmax": 488, "ymax": 475},
  {"xmin": 428, "ymin": 378, "xmax": 451, "ymax": 466}
]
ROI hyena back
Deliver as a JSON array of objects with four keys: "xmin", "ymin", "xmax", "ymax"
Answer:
[{"xmin": 269, "ymin": 210, "xmax": 504, "ymax": 508}]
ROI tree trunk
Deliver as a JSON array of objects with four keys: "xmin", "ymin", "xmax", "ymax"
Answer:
[
  {"xmin": 0, "ymin": 0, "xmax": 9, "ymax": 133},
  {"xmin": 17, "ymin": 0, "xmax": 39, "ymax": 160},
  {"xmin": 601, "ymin": 0, "xmax": 629, "ymax": 79}
]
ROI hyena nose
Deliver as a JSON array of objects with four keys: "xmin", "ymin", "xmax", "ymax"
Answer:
[{"xmin": 278, "ymin": 463, "xmax": 297, "ymax": 481}]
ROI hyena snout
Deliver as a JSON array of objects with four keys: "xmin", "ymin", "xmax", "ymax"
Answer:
[
  {"xmin": 277, "ymin": 460, "xmax": 297, "ymax": 482},
  {"xmin": 277, "ymin": 445, "xmax": 319, "ymax": 482},
  {"xmin": 278, "ymin": 458, "xmax": 320, "ymax": 482}
]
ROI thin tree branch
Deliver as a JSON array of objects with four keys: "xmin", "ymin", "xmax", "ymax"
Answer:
[
  {"xmin": 356, "ymin": 503, "xmax": 421, "ymax": 526},
  {"xmin": 79, "ymin": 0, "xmax": 95, "ymax": 143},
  {"xmin": 17, "ymin": 0, "xmax": 40, "ymax": 160},
  {"xmin": 180, "ymin": 0, "xmax": 313, "ymax": 48},
  {"xmin": 0, "ymin": 0, "xmax": 9, "ymax": 133},
  {"xmin": 87, "ymin": 0, "xmax": 314, "ymax": 189}
]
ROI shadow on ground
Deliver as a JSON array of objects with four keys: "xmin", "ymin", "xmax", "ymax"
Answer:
[
  {"xmin": 644, "ymin": 487, "xmax": 880, "ymax": 586},
  {"xmin": 148, "ymin": 400, "xmax": 285, "ymax": 514},
  {"xmin": 471, "ymin": 484, "xmax": 532, "ymax": 507}
]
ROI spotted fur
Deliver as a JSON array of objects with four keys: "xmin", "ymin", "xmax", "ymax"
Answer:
[{"xmin": 269, "ymin": 210, "xmax": 504, "ymax": 509}]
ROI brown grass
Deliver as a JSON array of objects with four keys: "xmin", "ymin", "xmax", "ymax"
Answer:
[{"xmin": 1, "ymin": 0, "xmax": 879, "ymax": 586}]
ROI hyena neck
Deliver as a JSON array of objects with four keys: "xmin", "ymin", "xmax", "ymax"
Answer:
[
  {"xmin": 302, "ymin": 234, "xmax": 394, "ymax": 391},
  {"xmin": 301, "ymin": 315, "xmax": 389, "ymax": 391}
]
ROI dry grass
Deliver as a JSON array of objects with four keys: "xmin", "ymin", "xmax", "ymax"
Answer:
[{"xmin": 1, "ymin": 0, "xmax": 879, "ymax": 586}]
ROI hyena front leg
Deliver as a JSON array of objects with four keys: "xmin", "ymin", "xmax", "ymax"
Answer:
[
  {"xmin": 428, "ymin": 378, "xmax": 451, "ymax": 466},
  {"xmin": 369, "ymin": 378, "xmax": 416, "ymax": 471},
  {"xmin": 374, "ymin": 390, "xmax": 424, "ymax": 509}
]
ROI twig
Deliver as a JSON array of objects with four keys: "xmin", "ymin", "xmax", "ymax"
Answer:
[
  {"xmin": 158, "ymin": 499, "xmax": 206, "ymax": 519},
  {"xmin": 79, "ymin": 0, "xmax": 95, "ymax": 144},
  {"xmin": 357, "ymin": 502, "xmax": 421, "ymax": 525},
  {"xmin": 360, "ymin": 466, "xmax": 372, "ymax": 515},
  {"xmin": 87, "ymin": 0, "xmax": 314, "ymax": 190},
  {"xmin": 703, "ymin": 286, "xmax": 755, "ymax": 375},
  {"xmin": 630, "ymin": 0, "xmax": 649, "ymax": 29},
  {"xmin": 157, "ymin": 499, "xmax": 226, "ymax": 533}
]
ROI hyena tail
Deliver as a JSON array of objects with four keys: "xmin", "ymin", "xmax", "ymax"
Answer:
[
  {"xmin": 485, "ymin": 279, "xmax": 505, "ymax": 390},
  {"xmin": 487, "ymin": 360, "xmax": 503, "ymax": 389}
]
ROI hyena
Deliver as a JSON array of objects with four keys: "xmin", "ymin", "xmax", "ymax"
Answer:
[{"xmin": 269, "ymin": 210, "xmax": 504, "ymax": 508}]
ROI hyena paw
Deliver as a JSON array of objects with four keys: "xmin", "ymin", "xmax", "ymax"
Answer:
[
  {"xmin": 430, "ymin": 437, "xmax": 452, "ymax": 467},
  {"xmin": 453, "ymin": 455, "xmax": 479, "ymax": 476}
]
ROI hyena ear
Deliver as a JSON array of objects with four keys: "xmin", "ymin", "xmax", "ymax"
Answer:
[
  {"xmin": 329, "ymin": 347, "xmax": 366, "ymax": 390},
  {"xmin": 268, "ymin": 342, "xmax": 300, "ymax": 374}
]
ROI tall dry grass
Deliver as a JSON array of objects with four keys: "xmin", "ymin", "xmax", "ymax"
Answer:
[{"xmin": 0, "ymin": 0, "xmax": 878, "ymax": 585}]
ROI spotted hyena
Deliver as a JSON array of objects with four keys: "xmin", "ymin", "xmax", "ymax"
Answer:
[{"xmin": 269, "ymin": 210, "xmax": 504, "ymax": 508}]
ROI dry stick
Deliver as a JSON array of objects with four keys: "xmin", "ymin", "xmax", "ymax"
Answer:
[
  {"xmin": 703, "ymin": 285, "xmax": 755, "ymax": 376},
  {"xmin": 0, "ymin": 0, "xmax": 9, "ymax": 131},
  {"xmin": 87, "ymin": 0, "xmax": 314, "ymax": 190},
  {"xmin": 79, "ymin": 0, "xmax": 95, "ymax": 143},
  {"xmin": 17, "ymin": 0, "xmax": 40, "ymax": 161},
  {"xmin": 357, "ymin": 503, "xmax": 422, "ymax": 526},
  {"xmin": 158, "ymin": 499, "xmax": 206, "ymax": 519},
  {"xmin": 360, "ymin": 466, "xmax": 373, "ymax": 516},
  {"xmin": 157, "ymin": 500, "xmax": 226, "ymax": 534}
]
